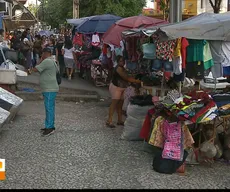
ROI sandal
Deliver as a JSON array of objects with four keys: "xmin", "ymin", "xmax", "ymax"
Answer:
[
  {"xmin": 117, "ymin": 122, "xmax": 125, "ymax": 126},
  {"xmin": 106, "ymin": 121, "xmax": 116, "ymax": 128}
]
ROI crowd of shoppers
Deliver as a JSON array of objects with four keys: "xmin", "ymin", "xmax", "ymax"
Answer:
[{"xmin": 8, "ymin": 29, "xmax": 76, "ymax": 80}]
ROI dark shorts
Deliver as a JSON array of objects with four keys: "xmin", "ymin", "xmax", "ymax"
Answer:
[
  {"xmin": 152, "ymin": 59, "xmax": 173, "ymax": 72},
  {"xmin": 185, "ymin": 62, "xmax": 204, "ymax": 80},
  {"xmin": 173, "ymin": 69, "xmax": 185, "ymax": 82}
]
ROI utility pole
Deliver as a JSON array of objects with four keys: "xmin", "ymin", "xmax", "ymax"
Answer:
[
  {"xmin": 169, "ymin": 0, "xmax": 182, "ymax": 23},
  {"xmin": 73, "ymin": 0, "xmax": 80, "ymax": 19},
  {"xmin": 36, "ymin": 0, "xmax": 39, "ymax": 21}
]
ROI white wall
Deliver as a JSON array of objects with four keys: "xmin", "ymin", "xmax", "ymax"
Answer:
[
  {"xmin": 197, "ymin": 0, "xmax": 228, "ymax": 14},
  {"xmin": 144, "ymin": 0, "xmax": 154, "ymax": 9}
]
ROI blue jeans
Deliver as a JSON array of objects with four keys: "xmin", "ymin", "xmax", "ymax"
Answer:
[
  {"xmin": 152, "ymin": 59, "xmax": 173, "ymax": 72},
  {"xmin": 42, "ymin": 92, "xmax": 57, "ymax": 129}
]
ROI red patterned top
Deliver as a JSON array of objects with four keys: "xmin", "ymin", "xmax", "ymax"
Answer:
[{"xmin": 155, "ymin": 38, "xmax": 177, "ymax": 61}]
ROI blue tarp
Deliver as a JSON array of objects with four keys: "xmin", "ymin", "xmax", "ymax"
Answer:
[{"xmin": 76, "ymin": 14, "xmax": 122, "ymax": 34}]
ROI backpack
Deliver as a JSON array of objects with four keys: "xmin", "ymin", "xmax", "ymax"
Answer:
[
  {"xmin": 52, "ymin": 61, "xmax": 62, "ymax": 85},
  {"xmin": 152, "ymin": 147, "xmax": 188, "ymax": 174}
]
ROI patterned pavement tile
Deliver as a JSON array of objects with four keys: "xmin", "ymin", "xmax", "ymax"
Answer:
[{"xmin": 0, "ymin": 101, "xmax": 229, "ymax": 189}]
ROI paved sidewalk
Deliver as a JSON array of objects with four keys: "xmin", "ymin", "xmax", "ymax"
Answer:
[
  {"xmin": 17, "ymin": 73, "xmax": 110, "ymax": 98},
  {"xmin": 0, "ymin": 101, "xmax": 229, "ymax": 189}
]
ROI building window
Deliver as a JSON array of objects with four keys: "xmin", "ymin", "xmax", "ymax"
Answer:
[{"xmin": 201, "ymin": 0, "xmax": 204, "ymax": 8}]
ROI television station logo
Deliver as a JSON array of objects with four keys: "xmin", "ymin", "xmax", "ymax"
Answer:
[{"xmin": 0, "ymin": 159, "xmax": 5, "ymax": 180}]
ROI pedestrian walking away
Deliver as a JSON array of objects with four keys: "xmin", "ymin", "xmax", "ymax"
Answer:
[{"xmin": 33, "ymin": 48, "xmax": 59, "ymax": 136}]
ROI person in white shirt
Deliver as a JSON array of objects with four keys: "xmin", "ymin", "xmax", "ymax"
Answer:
[{"xmin": 62, "ymin": 38, "xmax": 76, "ymax": 80}]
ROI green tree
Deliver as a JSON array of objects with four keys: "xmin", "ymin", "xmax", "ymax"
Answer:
[
  {"xmin": 38, "ymin": 0, "xmax": 72, "ymax": 27},
  {"xmin": 79, "ymin": 0, "xmax": 146, "ymax": 18},
  {"xmin": 38, "ymin": 0, "xmax": 146, "ymax": 28},
  {"xmin": 159, "ymin": 0, "xmax": 170, "ymax": 21},
  {"xmin": 28, "ymin": 3, "xmax": 39, "ymax": 17},
  {"xmin": 209, "ymin": 0, "xmax": 223, "ymax": 13}
]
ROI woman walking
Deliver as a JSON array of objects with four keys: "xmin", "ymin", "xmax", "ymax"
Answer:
[
  {"xmin": 62, "ymin": 38, "xmax": 76, "ymax": 80},
  {"xmin": 56, "ymin": 35, "xmax": 65, "ymax": 78},
  {"xmin": 20, "ymin": 31, "xmax": 32, "ymax": 74}
]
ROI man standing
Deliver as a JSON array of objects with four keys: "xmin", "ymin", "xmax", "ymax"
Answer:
[{"xmin": 33, "ymin": 48, "xmax": 59, "ymax": 136}]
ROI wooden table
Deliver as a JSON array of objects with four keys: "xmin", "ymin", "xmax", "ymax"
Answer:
[{"xmin": 91, "ymin": 60, "xmax": 109, "ymax": 87}]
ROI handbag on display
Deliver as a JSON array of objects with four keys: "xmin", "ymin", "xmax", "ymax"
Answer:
[{"xmin": 142, "ymin": 43, "xmax": 156, "ymax": 60}]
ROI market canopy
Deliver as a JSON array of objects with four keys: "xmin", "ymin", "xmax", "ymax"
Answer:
[
  {"xmin": 38, "ymin": 30, "xmax": 53, "ymax": 37},
  {"xmin": 148, "ymin": 12, "xmax": 230, "ymax": 41},
  {"xmin": 66, "ymin": 17, "xmax": 92, "ymax": 26},
  {"xmin": 102, "ymin": 16, "xmax": 168, "ymax": 47},
  {"xmin": 122, "ymin": 22, "xmax": 171, "ymax": 38},
  {"xmin": 75, "ymin": 14, "xmax": 122, "ymax": 34}
]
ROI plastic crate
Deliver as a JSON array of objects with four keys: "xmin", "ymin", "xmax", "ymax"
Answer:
[{"xmin": 0, "ymin": 69, "xmax": 17, "ymax": 84}]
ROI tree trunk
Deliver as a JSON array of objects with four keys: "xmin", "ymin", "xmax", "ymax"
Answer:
[
  {"xmin": 214, "ymin": 8, "xmax": 220, "ymax": 13},
  {"xmin": 209, "ymin": 0, "xmax": 222, "ymax": 13}
]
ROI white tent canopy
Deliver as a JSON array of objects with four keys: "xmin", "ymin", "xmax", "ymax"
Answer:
[
  {"xmin": 152, "ymin": 12, "xmax": 230, "ymax": 41},
  {"xmin": 122, "ymin": 23, "xmax": 171, "ymax": 37},
  {"xmin": 122, "ymin": 12, "xmax": 230, "ymax": 41}
]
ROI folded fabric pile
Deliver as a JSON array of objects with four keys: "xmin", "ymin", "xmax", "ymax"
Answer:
[{"xmin": 162, "ymin": 90, "xmax": 217, "ymax": 124}]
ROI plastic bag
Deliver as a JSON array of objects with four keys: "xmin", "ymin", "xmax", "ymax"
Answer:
[
  {"xmin": 16, "ymin": 70, "xmax": 28, "ymax": 77},
  {"xmin": 121, "ymin": 116, "xmax": 144, "ymax": 141},
  {"xmin": 127, "ymin": 103, "xmax": 152, "ymax": 119}
]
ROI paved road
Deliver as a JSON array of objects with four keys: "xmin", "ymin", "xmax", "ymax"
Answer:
[{"xmin": 0, "ymin": 101, "xmax": 229, "ymax": 189}]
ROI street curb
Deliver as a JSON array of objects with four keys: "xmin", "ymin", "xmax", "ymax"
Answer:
[
  {"xmin": 17, "ymin": 80, "xmax": 98, "ymax": 94},
  {"xmin": 15, "ymin": 91, "xmax": 100, "ymax": 102}
]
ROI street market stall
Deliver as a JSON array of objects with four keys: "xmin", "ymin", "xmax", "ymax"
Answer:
[
  {"xmin": 119, "ymin": 12, "xmax": 230, "ymax": 175},
  {"xmin": 101, "ymin": 16, "xmax": 169, "ymax": 109},
  {"xmin": 69, "ymin": 14, "xmax": 122, "ymax": 85}
]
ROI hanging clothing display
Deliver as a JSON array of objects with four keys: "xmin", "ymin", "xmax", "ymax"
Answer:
[
  {"xmin": 152, "ymin": 59, "xmax": 173, "ymax": 72},
  {"xmin": 209, "ymin": 40, "xmax": 224, "ymax": 78},
  {"xmin": 203, "ymin": 41, "xmax": 214, "ymax": 70},
  {"xmin": 172, "ymin": 56, "xmax": 182, "ymax": 75},
  {"xmin": 186, "ymin": 61, "xmax": 204, "ymax": 79},
  {"xmin": 162, "ymin": 121, "xmax": 183, "ymax": 161},
  {"xmin": 181, "ymin": 38, "xmax": 189, "ymax": 69},
  {"xmin": 92, "ymin": 33, "xmax": 100, "ymax": 47},
  {"xmin": 186, "ymin": 40, "xmax": 206, "ymax": 62},
  {"xmin": 222, "ymin": 42, "xmax": 230, "ymax": 67},
  {"xmin": 102, "ymin": 44, "xmax": 108, "ymax": 55},
  {"xmin": 155, "ymin": 39, "xmax": 177, "ymax": 61},
  {"xmin": 83, "ymin": 35, "xmax": 92, "ymax": 49},
  {"xmin": 73, "ymin": 33, "xmax": 83, "ymax": 46}
]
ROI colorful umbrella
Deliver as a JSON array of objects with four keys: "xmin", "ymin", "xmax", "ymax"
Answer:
[
  {"xmin": 102, "ymin": 16, "xmax": 168, "ymax": 47},
  {"xmin": 76, "ymin": 14, "xmax": 122, "ymax": 34},
  {"xmin": 66, "ymin": 17, "xmax": 93, "ymax": 26}
]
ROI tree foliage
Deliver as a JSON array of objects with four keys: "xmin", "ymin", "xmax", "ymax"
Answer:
[
  {"xmin": 38, "ymin": 0, "xmax": 146, "ymax": 28},
  {"xmin": 38, "ymin": 0, "xmax": 72, "ymax": 27},
  {"xmin": 79, "ymin": 0, "xmax": 146, "ymax": 18},
  {"xmin": 27, "ymin": 3, "xmax": 39, "ymax": 17},
  {"xmin": 159, "ymin": 0, "xmax": 170, "ymax": 21},
  {"xmin": 209, "ymin": 0, "xmax": 223, "ymax": 13}
]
